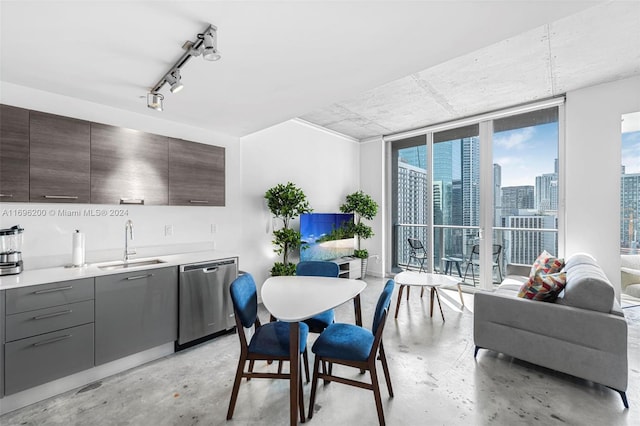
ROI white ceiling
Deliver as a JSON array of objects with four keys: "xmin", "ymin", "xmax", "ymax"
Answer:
[{"xmin": 1, "ymin": 1, "xmax": 635, "ymax": 140}]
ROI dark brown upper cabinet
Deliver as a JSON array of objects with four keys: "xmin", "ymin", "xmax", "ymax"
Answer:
[
  {"xmin": 0, "ymin": 105, "xmax": 30, "ymax": 202},
  {"xmin": 29, "ymin": 111, "xmax": 91, "ymax": 203},
  {"xmin": 169, "ymin": 139, "xmax": 225, "ymax": 206},
  {"xmin": 91, "ymin": 123, "xmax": 169, "ymax": 205}
]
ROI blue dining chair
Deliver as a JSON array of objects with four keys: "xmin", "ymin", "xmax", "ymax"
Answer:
[
  {"xmin": 295, "ymin": 261, "xmax": 340, "ymax": 333},
  {"xmin": 308, "ymin": 280, "xmax": 395, "ymax": 425},
  {"xmin": 226, "ymin": 273, "xmax": 309, "ymax": 422}
]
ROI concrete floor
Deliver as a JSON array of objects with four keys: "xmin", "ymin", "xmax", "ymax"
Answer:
[{"xmin": 2, "ymin": 277, "xmax": 639, "ymax": 425}]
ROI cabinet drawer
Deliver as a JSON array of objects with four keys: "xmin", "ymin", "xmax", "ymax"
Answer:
[
  {"xmin": 5, "ymin": 299, "xmax": 94, "ymax": 342},
  {"xmin": 4, "ymin": 323, "xmax": 94, "ymax": 395},
  {"xmin": 6, "ymin": 278, "xmax": 94, "ymax": 314}
]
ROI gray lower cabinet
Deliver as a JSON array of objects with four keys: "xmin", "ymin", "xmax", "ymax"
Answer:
[
  {"xmin": 4, "ymin": 324, "xmax": 94, "ymax": 395},
  {"xmin": 3, "ymin": 278, "xmax": 95, "ymax": 395},
  {"xmin": 95, "ymin": 267, "xmax": 178, "ymax": 365}
]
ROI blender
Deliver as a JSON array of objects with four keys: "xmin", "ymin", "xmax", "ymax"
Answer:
[{"xmin": 0, "ymin": 225, "xmax": 24, "ymax": 275}]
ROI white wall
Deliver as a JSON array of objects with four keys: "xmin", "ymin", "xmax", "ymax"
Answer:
[
  {"xmin": 565, "ymin": 75, "xmax": 640, "ymax": 298},
  {"xmin": 0, "ymin": 83, "xmax": 243, "ymax": 269},
  {"xmin": 240, "ymin": 119, "xmax": 360, "ymax": 288},
  {"xmin": 359, "ymin": 137, "xmax": 385, "ymax": 277}
]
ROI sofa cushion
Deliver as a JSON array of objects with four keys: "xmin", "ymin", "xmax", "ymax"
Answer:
[
  {"xmin": 560, "ymin": 254, "xmax": 614, "ymax": 313},
  {"xmin": 518, "ymin": 271, "xmax": 567, "ymax": 301},
  {"xmin": 530, "ymin": 250, "xmax": 564, "ymax": 276}
]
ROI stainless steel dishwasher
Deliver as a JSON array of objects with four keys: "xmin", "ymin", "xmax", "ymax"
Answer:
[{"xmin": 178, "ymin": 258, "xmax": 238, "ymax": 346}]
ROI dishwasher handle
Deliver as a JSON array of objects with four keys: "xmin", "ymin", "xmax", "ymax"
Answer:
[{"xmin": 180, "ymin": 258, "xmax": 237, "ymax": 273}]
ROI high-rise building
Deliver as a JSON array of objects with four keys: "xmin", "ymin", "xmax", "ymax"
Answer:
[
  {"xmin": 504, "ymin": 215, "xmax": 557, "ymax": 264},
  {"xmin": 501, "ymin": 186, "xmax": 534, "ymax": 217},
  {"xmin": 462, "ymin": 137, "xmax": 480, "ymax": 229},
  {"xmin": 397, "ymin": 161, "xmax": 428, "ymax": 265},
  {"xmin": 621, "ymin": 172, "xmax": 640, "ymax": 251}
]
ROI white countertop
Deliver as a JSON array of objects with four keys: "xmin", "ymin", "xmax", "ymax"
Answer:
[{"xmin": 0, "ymin": 250, "xmax": 239, "ymax": 291}]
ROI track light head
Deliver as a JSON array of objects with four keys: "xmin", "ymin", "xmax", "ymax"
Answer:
[
  {"xmin": 147, "ymin": 92, "xmax": 164, "ymax": 111},
  {"xmin": 166, "ymin": 69, "xmax": 184, "ymax": 93},
  {"xmin": 202, "ymin": 30, "xmax": 221, "ymax": 61}
]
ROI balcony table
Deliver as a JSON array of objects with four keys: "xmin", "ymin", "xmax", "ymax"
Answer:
[{"xmin": 261, "ymin": 275, "xmax": 367, "ymax": 426}]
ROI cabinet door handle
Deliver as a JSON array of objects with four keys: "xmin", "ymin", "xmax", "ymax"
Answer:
[
  {"xmin": 120, "ymin": 198, "xmax": 145, "ymax": 205},
  {"xmin": 33, "ymin": 309, "xmax": 73, "ymax": 320},
  {"xmin": 43, "ymin": 195, "xmax": 79, "ymax": 200},
  {"xmin": 0, "ymin": 193, "xmax": 14, "ymax": 198},
  {"xmin": 126, "ymin": 273, "xmax": 154, "ymax": 280},
  {"xmin": 32, "ymin": 334, "xmax": 72, "ymax": 347},
  {"xmin": 189, "ymin": 200, "xmax": 209, "ymax": 204},
  {"xmin": 33, "ymin": 285, "xmax": 74, "ymax": 294},
  {"xmin": 203, "ymin": 267, "xmax": 219, "ymax": 274}
]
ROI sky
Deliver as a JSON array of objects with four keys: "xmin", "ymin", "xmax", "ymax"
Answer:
[{"xmin": 493, "ymin": 122, "xmax": 558, "ymax": 187}]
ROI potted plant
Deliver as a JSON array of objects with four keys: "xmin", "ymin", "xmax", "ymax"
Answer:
[
  {"xmin": 265, "ymin": 182, "xmax": 312, "ymax": 276},
  {"xmin": 340, "ymin": 190, "xmax": 378, "ymax": 278}
]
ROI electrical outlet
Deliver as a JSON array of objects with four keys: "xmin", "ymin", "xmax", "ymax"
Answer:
[
  {"xmin": 164, "ymin": 225, "xmax": 173, "ymax": 236},
  {"xmin": 211, "ymin": 224, "xmax": 217, "ymax": 234}
]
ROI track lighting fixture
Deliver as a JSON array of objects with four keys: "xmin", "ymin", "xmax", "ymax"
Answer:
[
  {"xmin": 147, "ymin": 92, "xmax": 164, "ymax": 111},
  {"xmin": 166, "ymin": 69, "xmax": 184, "ymax": 93},
  {"xmin": 146, "ymin": 24, "xmax": 220, "ymax": 111}
]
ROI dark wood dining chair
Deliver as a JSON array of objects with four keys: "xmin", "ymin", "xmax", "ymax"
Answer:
[
  {"xmin": 226, "ymin": 273, "xmax": 309, "ymax": 422},
  {"xmin": 295, "ymin": 261, "xmax": 340, "ymax": 332},
  {"xmin": 308, "ymin": 280, "xmax": 395, "ymax": 425}
]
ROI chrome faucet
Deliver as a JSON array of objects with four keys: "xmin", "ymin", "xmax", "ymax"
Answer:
[{"xmin": 124, "ymin": 219, "xmax": 136, "ymax": 262}]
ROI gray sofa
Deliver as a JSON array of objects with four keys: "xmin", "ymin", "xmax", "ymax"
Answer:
[{"xmin": 474, "ymin": 253, "xmax": 629, "ymax": 408}]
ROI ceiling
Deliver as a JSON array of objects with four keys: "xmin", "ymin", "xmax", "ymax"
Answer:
[{"xmin": 1, "ymin": 1, "xmax": 637, "ymax": 140}]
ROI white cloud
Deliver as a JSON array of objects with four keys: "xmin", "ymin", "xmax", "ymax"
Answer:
[{"xmin": 494, "ymin": 126, "xmax": 536, "ymax": 150}]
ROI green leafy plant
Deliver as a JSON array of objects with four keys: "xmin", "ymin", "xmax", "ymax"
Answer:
[
  {"xmin": 340, "ymin": 190, "xmax": 379, "ymax": 259},
  {"xmin": 265, "ymin": 182, "xmax": 312, "ymax": 275}
]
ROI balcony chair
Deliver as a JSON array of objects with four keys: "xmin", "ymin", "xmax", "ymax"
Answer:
[
  {"xmin": 462, "ymin": 244, "xmax": 503, "ymax": 286},
  {"xmin": 308, "ymin": 280, "xmax": 395, "ymax": 426},
  {"xmin": 407, "ymin": 238, "xmax": 427, "ymax": 273},
  {"xmin": 226, "ymin": 273, "xmax": 309, "ymax": 422}
]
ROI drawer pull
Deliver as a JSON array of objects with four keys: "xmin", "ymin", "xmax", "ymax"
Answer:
[
  {"xmin": 0, "ymin": 193, "xmax": 14, "ymax": 198},
  {"xmin": 43, "ymin": 195, "xmax": 79, "ymax": 200},
  {"xmin": 33, "ymin": 285, "xmax": 74, "ymax": 294},
  {"xmin": 120, "ymin": 198, "xmax": 145, "ymax": 205},
  {"xmin": 33, "ymin": 309, "xmax": 73, "ymax": 320},
  {"xmin": 189, "ymin": 200, "xmax": 209, "ymax": 204},
  {"xmin": 126, "ymin": 273, "xmax": 154, "ymax": 280},
  {"xmin": 203, "ymin": 267, "xmax": 219, "ymax": 274},
  {"xmin": 32, "ymin": 334, "xmax": 72, "ymax": 347}
]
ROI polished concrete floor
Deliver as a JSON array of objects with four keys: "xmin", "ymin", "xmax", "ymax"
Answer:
[{"xmin": 2, "ymin": 276, "xmax": 640, "ymax": 425}]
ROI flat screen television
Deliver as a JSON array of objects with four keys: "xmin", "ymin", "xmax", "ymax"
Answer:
[{"xmin": 300, "ymin": 213, "xmax": 355, "ymax": 261}]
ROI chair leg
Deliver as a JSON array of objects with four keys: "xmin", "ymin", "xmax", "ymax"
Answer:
[
  {"xmin": 378, "ymin": 342, "xmax": 394, "ymax": 397},
  {"xmin": 303, "ymin": 349, "xmax": 310, "ymax": 383},
  {"xmin": 247, "ymin": 360, "xmax": 255, "ymax": 381},
  {"xmin": 463, "ymin": 263, "xmax": 471, "ymax": 283},
  {"xmin": 226, "ymin": 355, "xmax": 246, "ymax": 420},
  {"xmin": 369, "ymin": 360, "xmax": 386, "ymax": 426},
  {"xmin": 299, "ymin": 360, "xmax": 306, "ymax": 423},
  {"xmin": 308, "ymin": 356, "xmax": 322, "ymax": 419}
]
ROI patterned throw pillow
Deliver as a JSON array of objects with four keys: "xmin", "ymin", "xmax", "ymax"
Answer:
[
  {"xmin": 518, "ymin": 271, "xmax": 567, "ymax": 301},
  {"xmin": 529, "ymin": 250, "xmax": 564, "ymax": 277}
]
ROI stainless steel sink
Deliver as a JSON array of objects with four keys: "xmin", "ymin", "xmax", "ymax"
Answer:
[{"xmin": 97, "ymin": 259, "xmax": 166, "ymax": 271}]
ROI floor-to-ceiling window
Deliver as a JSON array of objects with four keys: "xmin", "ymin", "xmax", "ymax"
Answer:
[
  {"xmin": 389, "ymin": 100, "xmax": 563, "ymax": 289},
  {"xmin": 621, "ymin": 111, "xmax": 640, "ymax": 254},
  {"xmin": 492, "ymin": 107, "xmax": 560, "ymax": 279}
]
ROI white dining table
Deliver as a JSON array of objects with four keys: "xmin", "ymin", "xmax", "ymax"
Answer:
[{"xmin": 261, "ymin": 275, "xmax": 367, "ymax": 426}]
